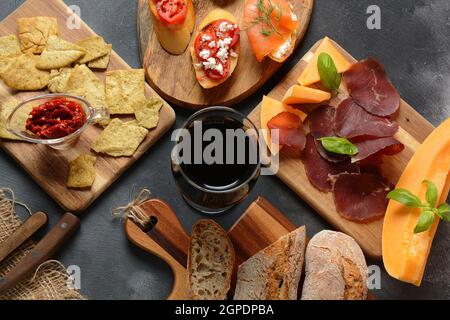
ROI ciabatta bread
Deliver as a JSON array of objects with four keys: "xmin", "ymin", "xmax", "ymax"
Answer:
[
  {"xmin": 187, "ymin": 219, "xmax": 235, "ymax": 300},
  {"xmin": 301, "ymin": 230, "xmax": 368, "ymax": 300},
  {"xmin": 233, "ymin": 226, "xmax": 306, "ymax": 300}
]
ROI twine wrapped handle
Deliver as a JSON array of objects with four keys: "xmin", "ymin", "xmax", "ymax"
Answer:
[{"xmin": 112, "ymin": 188, "xmax": 154, "ymax": 230}]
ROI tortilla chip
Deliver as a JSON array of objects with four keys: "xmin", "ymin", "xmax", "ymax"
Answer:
[
  {"xmin": 76, "ymin": 36, "xmax": 109, "ymax": 64},
  {"xmin": 65, "ymin": 64, "xmax": 105, "ymax": 108},
  {"xmin": 0, "ymin": 97, "xmax": 23, "ymax": 140},
  {"xmin": 48, "ymin": 67, "xmax": 72, "ymax": 93},
  {"xmin": 88, "ymin": 44, "xmax": 112, "ymax": 69},
  {"xmin": 67, "ymin": 154, "xmax": 97, "ymax": 188},
  {"xmin": 18, "ymin": 17, "xmax": 58, "ymax": 54},
  {"xmin": 0, "ymin": 54, "xmax": 49, "ymax": 90},
  {"xmin": 134, "ymin": 97, "xmax": 163, "ymax": 129},
  {"xmin": 105, "ymin": 69, "xmax": 146, "ymax": 114},
  {"xmin": 36, "ymin": 35, "xmax": 86, "ymax": 69},
  {"xmin": 91, "ymin": 118, "xmax": 148, "ymax": 157},
  {"xmin": 0, "ymin": 35, "xmax": 22, "ymax": 59}
]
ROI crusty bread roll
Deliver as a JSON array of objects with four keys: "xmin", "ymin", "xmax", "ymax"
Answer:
[
  {"xmin": 234, "ymin": 226, "xmax": 306, "ymax": 300},
  {"xmin": 301, "ymin": 230, "xmax": 368, "ymax": 300},
  {"xmin": 187, "ymin": 219, "xmax": 235, "ymax": 300}
]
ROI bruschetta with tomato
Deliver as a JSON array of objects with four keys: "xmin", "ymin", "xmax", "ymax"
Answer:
[
  {"xmin": 149, "ymin": 0, "xmax": 195, "ymax": 55},
  {"xmin": 244, "ymin": 0, "xmax": 299, "ymax": 63},
  {"xmin": 190, "ymin": 9, "xmax": 240, "ymax": 89}
]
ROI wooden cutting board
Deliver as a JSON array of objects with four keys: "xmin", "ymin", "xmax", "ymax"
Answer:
[
  {"xmin": 0, "ymin": 0, "xmax": 176, "ymax": 213},
  {"xmin": 124, "ymin": 196, "xmax": 297, "ymax": 300},
  {"xmin": 138, "ymin": 0, "xmax": 314, "ymax": 108},
  {"xmin": 248, "ymin": 38, "xmax": 435, "ymax": 259}
]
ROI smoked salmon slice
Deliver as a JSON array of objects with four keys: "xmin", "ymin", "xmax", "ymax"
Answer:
[{"xmin": 244, "ymin": 0, "xmax": 299, "ymax": 62}]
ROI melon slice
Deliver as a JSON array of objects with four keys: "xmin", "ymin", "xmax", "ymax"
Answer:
[
  {"xmin": 298, "ymin": 37, "xmax": 353, "ymax": 86},
  {"xmin": 282, "ymin": 85, "xmax": 331, "ymax": 105},
  {"xmin": 382, "ymin": 118, "xmax": 450, "ymax": 286},
  {"xmin": 260, "ymin": 95, "xmax": 307, "ymax": 154}
]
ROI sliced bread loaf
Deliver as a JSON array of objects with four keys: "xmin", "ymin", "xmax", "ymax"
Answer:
[
  {"xmin": 233, "ymin": 226, "xmax": 307, "ymax": 300},
  {"xmin": 187, "ymin": 219, "xmax": 235, "ymax": 300},
  {"xmin": 301, "ymin": 230, "xmax": 368, "ymax": 300}
]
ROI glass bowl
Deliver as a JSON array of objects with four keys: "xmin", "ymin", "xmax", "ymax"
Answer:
[{"xmin": 7, "ymin": 94, "xmax": 109, "ymax": 150}]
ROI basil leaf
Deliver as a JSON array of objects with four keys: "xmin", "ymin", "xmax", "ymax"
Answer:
[
  {"xmin": 318, "ymin": 137, "xmax": 358, "ymax": 156},
  {"xmin": 437, "ymin": 203, "xmax": 450, "ymax": 221},
  {"xmin": 317, "ymin": 52, "xmax": 341, "ymax": 91},
  {"xmin": 414, "ymin": 210, "xmax": 435, "ymax": 234},
  {"xmin": 387, "ymin": 189, "xmax": 424, "ymax": 207},
  {"xmin": 423, "ymin": 180, "xmax": 438, "ymax": 208}
]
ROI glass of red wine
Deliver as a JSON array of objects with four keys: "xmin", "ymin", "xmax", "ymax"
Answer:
[{"xmin": 171, "ymin": 107, "xmax": 261, "ymax": 215}]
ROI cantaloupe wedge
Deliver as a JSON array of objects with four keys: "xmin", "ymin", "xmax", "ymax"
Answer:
[
  {"xmin": 282, "ymin": 85, "xmax": 331, "ymax": 105},
  {"xmin": 260, "ymin": 95, "xmax": 307, "ymax": 155},
  {"xmin": 190, "ymin": 9, "xmax": 239, "ymax": 89},
  {"xmin": 149, "ymin": 0, "xmax": 195, "ymax": 55},
  {"xmin": 298, "ymin": 37, "xmax": 353, "ymax": 86},
  {"xmin": 382, "ymin": 118, "xmax": 450, "ymax": 286}
]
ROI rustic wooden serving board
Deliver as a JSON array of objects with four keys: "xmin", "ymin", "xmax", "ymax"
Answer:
[
  {"xmin": 125, "ymin": 196, "xmax": 297, "ymax": 300},
  {"xmin": 0, "ymin": 0, "xmax": 176, "ymax": 213},
  {"xmin": 248, "ymin": 38, "xmax": 435, "ymax": 259},
  {"xmin": 138, "ymin": 0, "xmax": 314, "ymax": 108}
]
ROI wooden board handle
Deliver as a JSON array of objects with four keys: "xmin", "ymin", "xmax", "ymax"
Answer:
[
  {"xmin": 0, "ymin": 212, "xmax": 48, "ymax": 264},
  {"xmin": 124, "ymin": 199, "xmax": 190, "ymax": 300},
  {"xmin": 0, "ymin": 213, "xmax": 80, "ymax": 296}
]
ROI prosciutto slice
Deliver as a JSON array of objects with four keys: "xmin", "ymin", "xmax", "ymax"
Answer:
[
  {"xmin": 268, "ymin": 112, "xmax": 306, "ymax": 151},
  {"xmin": 333, "ymin": 173, "xmax": 391, "ymax": 223},
  {"xmin": 335, "ymin": 98, "xmax": 399, "ymax": 138},
  {"xmin": 302, "ymin": 134, "xmax": 359, "ymax": 192},
  {"xmin": 351, "ymin": 137, "xmax": 404, "ymax": 163},
  {"xmin": 309, "ymin": 106, "xmax": 348, "ymax": 163},
  {"xmin": 344, "ymin": 58, "xmax": 400, "ymax": 117}
]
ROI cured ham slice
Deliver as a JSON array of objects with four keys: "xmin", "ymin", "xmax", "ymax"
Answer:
[
  {"xmin": 267, "ymin": 112, "xmax": 306, "ymax": 150},
  {"xmin": 309, "ymin": 105, "xmax": 348, "ymax": 163},
  {"xmin": 352, "ymin": 137, "xmax": 404, "ymax": 163},
  {"xmin": 344, "ymin": 58, "xmax": 400, "ymax": 117},
  {"xmin": 302, "ymin": 134, "xmax": 359, "ymax": 192},
  {"xmin": 308, "ymin": 105, "xmax": 335, "ymax": 138},
  {"xmin": 335, "ymin": 98, "xmax": 399, "ymax": 138},
  {"xmin": 333, "ymin": 173, "xmax": 391, "ymax": 223}
]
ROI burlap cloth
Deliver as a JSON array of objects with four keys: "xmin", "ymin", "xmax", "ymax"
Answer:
[{"xmin": 0, "ymin": 188, "xmax": 83, "ymax": 300}]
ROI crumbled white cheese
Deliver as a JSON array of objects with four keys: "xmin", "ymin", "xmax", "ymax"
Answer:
[
  {"xmin": 199, "ymin": 49, "xmax": 211, "ymax": 60},
  {"xmin": 201, "ymin": 34, "xmax": 212, "ymax": 42},
  {"xmin": 217, "ymin": 47, "xmax": 229, "ymax": 63},
  {"xmin": 215, "ymin": 63, "xmax": 224, "ymax": 75},
  {"xmin": 202, "ymin": 57, "xmax": 218, "ymax": 70},
  {"xmin": 216, "ymin": 22, "xmax": 236, "ymax": 37},
  {"xmin": 217, "ymin": 37, "xmax": 233, "ymax": 49},
  {"xmin": 272, "ymin": 37, "xmax": 292, "ymax": 60},
  {"xmin": 208, "ymin": 41, "xmax": 216, "ymax": 48},
  {"xmin": 230, "ymin": 50, "xmax": 238, "ymax": 58},
  {"xmin": 291, "ymin": 12, "xmax": 298, "ymax": 21}
]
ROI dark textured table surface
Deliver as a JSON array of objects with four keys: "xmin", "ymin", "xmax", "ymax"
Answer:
[{"xmin": 0, "ymin": 0, "xmax": 449, "ymax": 300}]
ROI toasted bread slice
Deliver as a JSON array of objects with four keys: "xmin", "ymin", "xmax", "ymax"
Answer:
[
  {"xmin": 234, "ymin": 226, "xmax": 307, "ymax": 300},
  {"xmin": 301, "ymin": 230, "xmax": 368, "ymax": 300},
  {"xmin": 187, "ymin": 219, "xmax": 235, "ymax": 300},
  {"xmin": 190, "ymin": 9, "xmax": 239, "ymax": 89},
  {"xmin": 149, "ymin": 0, "xmax": 195, "ymax": 55}
]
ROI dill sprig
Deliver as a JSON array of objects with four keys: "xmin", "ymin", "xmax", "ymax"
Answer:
[{"xmin": 252, "ymin": 0, "xmax": 283, "ymax": 37}]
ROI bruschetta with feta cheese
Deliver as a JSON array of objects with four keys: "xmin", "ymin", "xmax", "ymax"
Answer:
[{"xmin": 190, "ymin": 9, "xmax": 240, "ymax": 89}]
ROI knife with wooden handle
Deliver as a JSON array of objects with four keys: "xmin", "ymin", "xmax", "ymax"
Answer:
[
  {"xmin": 0, "ymin": 213, "xmax": 80, "ymax": 295},
  {"xmin": 0, "ymin": 212, "xmax": 48, "ymax": 264}
]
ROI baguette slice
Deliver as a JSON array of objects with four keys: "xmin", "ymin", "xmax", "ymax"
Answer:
[
  {"xmin": 187, "ymin": 219, "xmax": 235, "ymax": 300},
  {"xmin": 301, "ymin": 230, "xmax": 368, "ymax": 300},
  {"xmin": 234, "ymin": 226, "xmax": 306, "ymax": 300}
]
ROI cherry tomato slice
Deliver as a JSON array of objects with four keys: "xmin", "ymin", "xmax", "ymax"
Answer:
[
  {"xmin": 154, "ymin": 0, "xmax": 187, "ymax": 25},
  {"xmin": 204, "ymin": 58, "xmax": 230, "ymax": 80},
  {"xmin": 194, "ymin": 31, "xmax": 218, "ymax": 60},
  {"xmin": 211, "ymin": 20, "xmax": 240, "ymax": 48}
]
